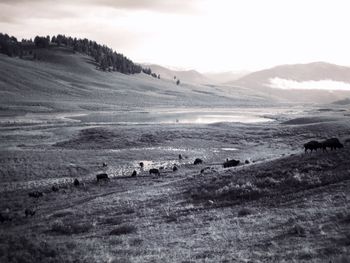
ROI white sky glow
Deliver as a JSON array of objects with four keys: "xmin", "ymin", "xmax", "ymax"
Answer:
[{"xmin": 0, "ymin": 0, "xmax": 350, "ymax": 72}]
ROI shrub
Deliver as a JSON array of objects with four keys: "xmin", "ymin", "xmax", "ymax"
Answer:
[
  {"xmin": 109, "ymin": 225, "xmax": 137, "ymax": 236},
  {"xmin": 238, "ymin": 208, "xmax": 253, "ymax": 217},
  {"xmin": 50, "ymin": 220, "xmax": 92, "ymax": 235}
]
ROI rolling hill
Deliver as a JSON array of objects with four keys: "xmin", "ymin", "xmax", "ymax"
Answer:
[{"xmin": 0, "ymin": 47, "xmax": 271, "ymax": 115}]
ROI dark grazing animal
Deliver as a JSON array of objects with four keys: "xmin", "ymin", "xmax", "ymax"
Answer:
[
  {"xmin": 28, "ymin": 191, "xmax": 43, "ymax": 198},
  {"xmin": 25, "ymin": 208, "xmax": 35, "ymax": 217},
  {"xmin": 96, "ymin": 173, "xmax": 109, "ymax": 182},
  {"xmin": 179, "ymin": 154, "xmax": 183, "ymax": 160},
  {"xmin": 321, "ymin": 138, "xmax": 344, "ymax": 151},
  {"xmin": 173, "ymin": 166, "xmax": 178, "ymax": 172},
  {"xmin": 194, "ymin": 158, "xmax": 203, "ymax": 165},
  {"xmin": 245, "ymin": 160, "xmax": 250, "ymax": 164},
  {"xmin": 131, "ymin": 170, "xmax": 137, "ymax": 177},
  {"xmin": 102, "ymin": 162, "xmax": 107, "ymax": 167},
  {"xmin": 51, "ymin": 185, "xmax": 59, "ymax": 192},
  {"xmin": 139, "ymin": 162, "xmax": 144, "ymax": 168},
  {"xmin": 304, "ymin": 140, "xmax": 321, "ymax": 153},
  {"xmin": 149, "ymin": 168, "xmax": 160, "ymax": 176},
  {"xmin": 223, "ymin": 159, "xmax": 240, "ymax": 168},
  {"xmin": 73, "ymin": 178, "xmax": 80, "ymax": 187}
]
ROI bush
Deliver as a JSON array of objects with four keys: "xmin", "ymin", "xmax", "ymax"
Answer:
[
  {"xmin": 238, "ymin": 208, "xmax": 253, "ymax": 217},
  {"xmin": 109, "ymin": 225, "xmax": 137, "ymax": 236},
  {"xmin": 50, "ymin": 220, "xmax": 92, "ymax": 235}
]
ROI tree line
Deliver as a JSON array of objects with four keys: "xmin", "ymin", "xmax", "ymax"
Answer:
[{"xmin": 0, "ymin": 33, "xmax": 159, "ymax": 77}]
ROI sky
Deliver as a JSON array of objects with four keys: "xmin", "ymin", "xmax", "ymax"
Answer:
[{"xmin": 1, "ymin": 0, "xmax": 350, "ymax": 72}]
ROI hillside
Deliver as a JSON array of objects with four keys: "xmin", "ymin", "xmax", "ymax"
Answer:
[{"xmin": 0, "ymin": 48, "xmax": 271, "ymax": 114}]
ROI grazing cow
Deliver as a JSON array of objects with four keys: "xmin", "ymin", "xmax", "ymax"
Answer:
[
  {"xmin": 304, "ymin": 140, "xmax": 321, "ymax": 153},
  {"xmin": 25, "ymin": 208, "xmax": 35, "ymax": 217},
  {"xmin": 173, "ymin": 166, "xmax": 178, "ymax": 172},
  {"xmin": 321, "ymin": 138, "xmax": 344, "ymax": 152},
  {"xmin": 179, "ymin": 154, "xmax": 183, "ymax": 160},
  {"xmin": 102, "ymin": 162, "xmax": 107, "ymax": 167},
  {"xmin": 96, "ymin": 173, "xmax": 109, "ymax": 182},
  {"xmin": 245, "ymin": 160, "xmax": 250, "ymax": 164},
  {"xmin": 194, "ymin": 158, "xmax": 203, "ymax": 165},
  {"xmin": 51, "ymin": 185, "xmax": 59, "ymax": 192},
  {"xmin": 149, "ymin": 168, "xmax": 160, "ymax": 176},
  {"xmin": 139, "ymin": 162, "xmax": 144, "ymax": 169},
  {"xmin": 131, "ymin": 170, "xmax": 137, "ymax": 177},
  {"xmin": 73, "ymin": 178, "xmax": 80, "ymax": 187},
  {"xmin": 223, "ymin": 159, "xmax": 240, "ymax": 168},
  {"xmin": 28, "ymin": 191, "xmax": 43, "ymax": 198}
]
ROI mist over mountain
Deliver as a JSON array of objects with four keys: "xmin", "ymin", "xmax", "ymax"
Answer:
[
  {"xmin": 229, "ymin": 62, "xmax": 350, "ymax": 103},
  {"xmin": 233, "ymin": 62, "xmax": 350, "ymax": 87}
]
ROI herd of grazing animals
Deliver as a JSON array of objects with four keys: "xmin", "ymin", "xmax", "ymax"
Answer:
[
  {"xmin": 304, "ymin": 138, "xmax": 344, "ymax": 153},
  {"xmin": 2, "ymin": 139, "xmax": 346, "ymax": 223}
]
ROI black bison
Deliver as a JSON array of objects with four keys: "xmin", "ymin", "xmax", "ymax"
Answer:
[
  {"xmin": 139, "ymin": 162, "xmax": 144, "ymax": 168},
  {"xmin": 304, "ymin": 140, "xmax": 321, "ymax": 153},
  {"xmin": 131, "ymin": 170, "xmax": 137, "ymax": 177},
  {"xmin": 194, "ymin": 158, "xmax": 203, "ymax": 165},
  {"xmin": 223, "ymin": 159, "xmax": 240, "ymax": 168},
  {"xmin": 245, "ymin": 160, "xmax": 250, "ymax": 164},
  {"xmin": 173, "ymin": 166, "xmax": 178, "ymax": 172},
  {"xmin": 28, "ymin": 191, "xmax": 43, "ymax": 198},
  {"xmin": 51, "ymin": 185, "xmax": 59, "ymax": 192},
  {"xmin": 25, "ymin": 208, "xmax": 35, "ymax": 217},
  {"xmin": 179, "ymin": 154, "xmax": 183, "ymax": 160},
  {"xmin": 96, "ymin": 173, "xmax": 109, "ymax": 182},
  {"xmin": 321, "ymin": 138, "xmax": 344, "ymax": 151},
  {"xmin": 73, "ymin": 178, "xmax": 80, "ymax": 187},
  {"xmin": 102, "ymin": 162, "xmax": 107, "ymax": 167},
  {"xmin": 149, "ymin": 168, "xmax": 160, "ymax": 176}
]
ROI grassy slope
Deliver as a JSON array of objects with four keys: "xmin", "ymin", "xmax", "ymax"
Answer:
[
  {"xmin": 0, "ymin": 47, "xmax": 271, "ymax": 114},
  {"xmin": 0, "ymin": 118, "xmax": 350, "ymax": 262}
]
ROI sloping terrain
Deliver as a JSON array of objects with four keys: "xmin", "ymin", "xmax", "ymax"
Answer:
[{"xmin": 0, "ymin": 48, "xmax": 271, "ymax": 116}]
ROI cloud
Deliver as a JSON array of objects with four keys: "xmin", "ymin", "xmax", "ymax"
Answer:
[
  {"xmin": 268, "ymin": 78, "xmax": 350, "ymax": 91},
  {"xmin": 0, "ymin": 0, "xmax": 199, "ymax": 13}
]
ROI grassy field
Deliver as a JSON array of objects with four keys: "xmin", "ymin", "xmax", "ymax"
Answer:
[{"xmin": 0, "ymin": 48, "xmax": 350, "ymax": 262}]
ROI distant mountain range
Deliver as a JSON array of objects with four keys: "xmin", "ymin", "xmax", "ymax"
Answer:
[
  {"xmin": 232, "ymin": 62, "xmax": 350, "ymax": 88},
  {"xmin": 143, "ymin": 64, "xmax": 251, "ymax": 85}
]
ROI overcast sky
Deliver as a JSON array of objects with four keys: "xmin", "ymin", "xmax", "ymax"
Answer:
[{"xmin": 1, "ymin": 0, "xmax": 350, "ymax": 72}]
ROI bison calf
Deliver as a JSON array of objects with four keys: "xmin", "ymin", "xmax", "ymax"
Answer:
[
  {"xmin": 28, "ymin": 191, "xmax": 43, "ymax": 198},
  {"xmin": 223, "ymin": 159, "xmax": 240, "ymax": 168},
  {"xmin": 25, "ymin": 208, "xmax": 35, "ymax": 217},
  {"xmin": 149, "ymin": 168, "xmax": 160, "ymax": 176},
  {"xmin": 96, "ymin": 173, "xmax": 109, "ymax": 182},
  {"xmin": 73, "ymin": 178, "xmax": 80, "ymax": 187},
  {"xmin": 194, "ymin": 158, "xmax": 203, "ymax": 165}
]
